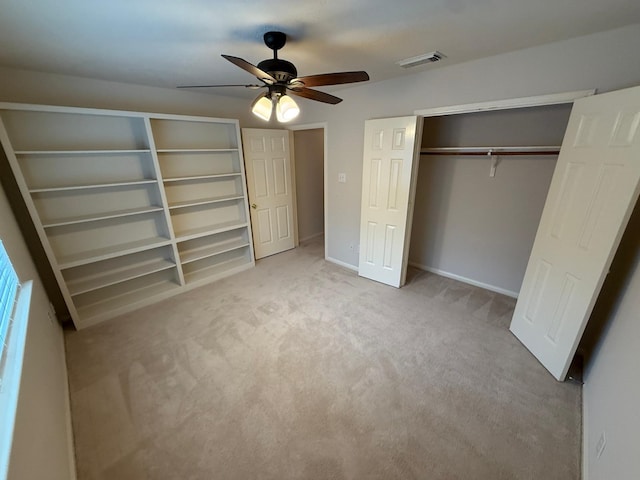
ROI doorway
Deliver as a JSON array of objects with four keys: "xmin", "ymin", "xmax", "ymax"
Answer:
[
  {"xmin": 289, "ymin": 123, "xmax": 327, "ymax": 257},
  {"xmin": 409, "ymin": 104, "xmax": 573, "ymax": 297}
]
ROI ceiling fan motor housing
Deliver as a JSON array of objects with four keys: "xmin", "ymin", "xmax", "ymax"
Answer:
[{"xmin": 257, "ymin": 58, "xmax": 297, "ymax": 82}]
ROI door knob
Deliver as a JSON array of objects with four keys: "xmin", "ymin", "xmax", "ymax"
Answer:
[{"xmin": 251, "ymin": 203, "xmax": 257, "ymax": 209}]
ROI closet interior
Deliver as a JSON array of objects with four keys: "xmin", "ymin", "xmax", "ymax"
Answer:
[{"xmin": 409, "ymin": 104, "xmax": 573, "ymax": 297}]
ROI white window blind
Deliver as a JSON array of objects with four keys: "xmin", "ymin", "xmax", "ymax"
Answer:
[
  {"xmin": 0, "ymin": 240, "xmax": 32, "ymax": 480},
  {"xmin": 0, "ymin": 241, "xmax": 19, "ymax": 358}
]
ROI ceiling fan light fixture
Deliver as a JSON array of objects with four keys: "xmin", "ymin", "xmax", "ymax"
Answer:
[
  {"xmin": 251, "ymin": 94, "xmax": 273, "ymax": 121},
  {"xmin": 276, "ymin": 94, "xmax": 300, "ymax": 123}
]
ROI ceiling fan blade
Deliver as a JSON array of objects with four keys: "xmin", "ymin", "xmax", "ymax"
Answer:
[
  {"xmin": 291, "ymin": 71, "xmax": 369, "ymax": 88},
  {"xmin": 221, "ymin": 54, "xmax": 277, "ymax": 84},
  {"xmin": 177, "ymin": 84, "xmax": 263, "ymax": 89},
  {"xmin": 288, "ymin": 87, "xmax": 343, "ymax": 105}
]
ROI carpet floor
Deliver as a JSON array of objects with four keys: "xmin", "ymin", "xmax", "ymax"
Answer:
[{"xmin": 65, "ymin": 236, "xmax": 581, "ymax": 479}]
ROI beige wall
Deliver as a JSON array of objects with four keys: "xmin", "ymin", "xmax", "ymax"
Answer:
[
  {"xmin": 580, "ymin": 199, "xmax": 640, "ymax": 479},
  {"xmin": 410, "ymin": 155, "xmax": 557, "ymax": 295},
  {"xmin": 582, "ymin": 233, "xmax": 640, "ymax": 478},
  {"xmin": 0, "ymin": 182, "xmax": 75, "ymax": 480},
  {"xmin": 293, "ymin": 129, "xmax": 324, "ymax": 242},
  {"xmin": 0, "ymin": 66, "xmax": 251, "ymax": 122}
]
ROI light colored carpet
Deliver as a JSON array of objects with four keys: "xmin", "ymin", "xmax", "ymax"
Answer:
[{"xmin": 65, "ymin": 236, "xmax": 581, "ymax": 479}]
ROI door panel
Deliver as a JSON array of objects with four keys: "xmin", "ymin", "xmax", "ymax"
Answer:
[
  {"xmin": 358, "ymin": 116, "xmax": 422, "ymax": 287},
  {"xmin": 510, "ymin": 85, "xmax": 640, "ymax": 380},
  {"xmin": 242, "ymin": 129, "xmax": 295, "ymax": 259}
]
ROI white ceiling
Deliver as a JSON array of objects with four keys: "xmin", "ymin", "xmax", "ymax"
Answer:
[{"xmin": 1, "ymin": 0, "xmax": 639, "ymax": 98}]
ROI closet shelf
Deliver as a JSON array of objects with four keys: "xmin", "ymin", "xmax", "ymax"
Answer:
[
  {"xmin": 163, "ymin": 173, "xmax": 241, "ymax": 183},
  {"xmin": 175, "ymin": 221, "xmax": 249, "ymax": 243},
  {"xmin": 420, "ymin": 146, "xmax": 561, "ymax": 156},
  {"xmin": 180, "ymin": 239, "xmax": 250, "ymax": 264},
  {"xmin": 42, "ymin": 205, "xmax": 165, "ymax": 228},
  {"xmin": 156, "ymin": 148, "xmax": 238, "ymax": 153},
  {"xmin": 67, "ymin": 258, "xmax": 176, "ymax": 296},
  {"xmin": 168, "ymin": 195, "xmax": 244, "ymax": 210},
  {"xmin": 14, "ymin": 149, "xmax": 151, "ymax": 155},
  {"xmin": 29, "ymin": 179, "xmax": 158, "ymax": 193},
  {"xmin": 58, "ymin": 237, "xmax": 172, "ymax": 270}
]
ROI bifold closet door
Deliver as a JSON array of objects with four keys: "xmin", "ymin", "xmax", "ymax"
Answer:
[
  {"xmin": 510, "ymin": 85, "xmax": 640, "ymax": 380},
  {"xmin": 358, "ymin": 116, "xmax": 422, "ymax": 287}
]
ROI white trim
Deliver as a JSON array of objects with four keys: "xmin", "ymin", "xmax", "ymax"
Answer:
[
  {"xmin": 326, "ymin": 256, "xmax": 358, "ymax": 272},
  {"xmin": 582, "ymin": 391, "xmax": 589, "ymax": 480},
  {"xmin": 61, "ymin": 332, "xmax": 77, "ymax": 480},
  {"xmin": 409, "ymin": 262, "xmax": 519, "ymax": 298},
  {"xmin": 299, "ymin": 232, "xmax": 324, "ymax": 243},
  {"xmin": 288, "ymin": 122, "xmax": 327, "ymax": 131},
  {"xmin": 414, "ymin": 90, "xmax": 596, "ymax": 117},
  {"xmin": 288, "ymin": 122, "xmax": 329, "ymax": 262}
]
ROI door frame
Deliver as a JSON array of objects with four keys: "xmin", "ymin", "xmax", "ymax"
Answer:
[
  {"xmin": 414, "ymin": 89, "xmax": 595, "ymax": 117},
  {"xmin": 288, "ymin": 122, "xmax": 329, "ymax": 261}
]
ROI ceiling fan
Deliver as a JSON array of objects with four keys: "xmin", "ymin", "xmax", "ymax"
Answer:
[{"xmin": 178, "ymin": 31, "xmax": 370, "ymax": 122}]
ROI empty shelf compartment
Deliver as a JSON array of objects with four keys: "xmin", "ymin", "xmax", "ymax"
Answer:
[
  {"xmin": 18, "ymin": 150, "xmax": 156, "ymax": 190},
  {"xmin": 171, "ymin": 200, "xmax": 247, "ymax": 240},
  {"xmin": 49, "ymin": 211, "xmax": 171, "ymax": 268},
  {"xmin": 63, "ymin": 246, "xmax": 177, "ymax": 295},
  {"xmin": 158, "ymin": 150, "xmax": 241, "ymax": 178},
  {"xmin": 151, "ymin": 119, "xmax": 238, "ymax": 150},
  {"xmin": 1, "ymin": 109, "xmax": 149, "ymax": 151},
  {"xmin": 74, "ymin": 269, "xmax": 180, "ymax": 322},
  {"xmin": 178, "ymin": 227, "xmax": 250, "ymax": 264},
  {"xmin": 182, "ymin": 247, "xmax": 252, "ymax": 284}
]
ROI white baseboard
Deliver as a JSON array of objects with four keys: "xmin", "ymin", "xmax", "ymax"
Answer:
[
  {"xmin": 61, "ymin": 334, "xmax": 77, "ymax": 480},
  {"xmin": 409, "ymin": 262, "xmax": 519, "ymax": 298},
  {"xmin": 326, "ymin": 256, "xmax": 358, "ymax": 272},
  {"xmin": 582, "ymin": 387, "xmax": 589, "ymax": 480},
  {"xmin": 299, "ymin": 232, "xmax": 324, "ymax": 243}
]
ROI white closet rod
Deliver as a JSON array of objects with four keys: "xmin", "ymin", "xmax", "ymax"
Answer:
[{"xmin": 420, "ymin": 145, "xmax": 561, "ymax": 156}]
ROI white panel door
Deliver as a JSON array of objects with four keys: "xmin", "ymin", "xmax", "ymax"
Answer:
[
  {"xmin": 242, "ymin": 128, "xmax": 295, "ymax": 259},
  {"xmin": 358, "ymin": 116, "xmax": 422, "ymax": 287},
  {"xmin": 511, "ymin": 85, "xmax": 640, "ymax": 380}
]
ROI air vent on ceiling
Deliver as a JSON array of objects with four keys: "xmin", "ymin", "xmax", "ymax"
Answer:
[{"xmin": 397, "ymin": 51, "xmax": 447, "ymax": 69}]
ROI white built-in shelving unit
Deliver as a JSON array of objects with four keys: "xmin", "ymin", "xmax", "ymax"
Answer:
[{"xmin": 0, "ymin": 103, "xmax": 254, "ymax": 329}]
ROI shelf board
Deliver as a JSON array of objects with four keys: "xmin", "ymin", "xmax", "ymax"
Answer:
[
  {"xmin": 180, "ymin": 239, "xmax": 249, "ymax": 264},
  {"xmin": 29, "ymin": 179, "xmax": 158, "ymax": 193},
  {"xmin": 77, "ymin": 279, "xmax": 179, "ymax": 322},
  {"xmin": 57, "ymin": 237, "xmax": 172, "ymax": 269},
  {"xmin": 162, "ymin": 173, "xmax": 241, "ymax": 183},
  {"xmin": 156, "ymin": 148, "xmax": 238, "ymax": 153},
  {"xmin": 184, "ymin": 256, "xmax": 252, "ymax": 284},
  {"xmin": 175, "ymin": 221, "xmax": 248, "ymax": 242},
  {"xmin": 42, "ymin": 205, "xmax": 164, "ymax": 228},
  {"xmin": 14, "ymin": 149, "xmax": 151, "ymax": 155},
  {"xmin": 168, "ymin": 195, "xmax": 244, "ymax": 210},
  {"xmin": 67, "ymin": 259, "xmax": 176, "ymax": 296}
]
